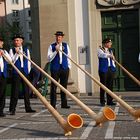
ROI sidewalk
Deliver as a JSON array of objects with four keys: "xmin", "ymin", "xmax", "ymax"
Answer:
[{"xmin": 0, "ymin": 92, "xmax": 140, "ymax": 139}]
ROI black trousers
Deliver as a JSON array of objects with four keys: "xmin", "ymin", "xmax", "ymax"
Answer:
[
  {"xmin": 50, "ymin": 68, "xmax": 69, "ymax": 108},
  {"xmin": 0, "ymin": 75, "xmax": 7, "ymax": 114},
  {"xmin": 99, "ymin": 68, "xmax": 115, "ymax": 104},
  {"xmin": 29, "ymin": 67, "xmax": 41, "ymax": 97},
  {"xmin": 9, "ymin": 71, "xmax": 32, "ymax": 112}
]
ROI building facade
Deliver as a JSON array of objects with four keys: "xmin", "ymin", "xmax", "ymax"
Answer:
[
  {"xmin": 0, "ymin": 0, "xmax": 6, "ymax": 25},
  {"xmin": 30, "ymin": 0, "xmax": 140, "ymax": 94},
  {"xmin": 4, "ymin": 0, "xmax": 31, "ymax": 43}
]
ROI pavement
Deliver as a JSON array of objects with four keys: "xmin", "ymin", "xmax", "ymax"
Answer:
[{"xmin": 0, "ymin": 92, "xmax": 140, "ymax": 140}]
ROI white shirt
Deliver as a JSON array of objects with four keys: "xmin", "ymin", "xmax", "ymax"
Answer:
[
  {"xmin": 47, "ymin": 42, "xmax": 71, "ymax": 69},
  {"xmin": 138, "ymin": 53, "xmax": 140, "ymax": 63},
  {"xmin": 0, "ymin": 56, "xmax": 4, "ymax": 72},
  {"xmin": 19, "ymin": 47, "xmax": 24, "ymax": 67},
  {"xmin": 9, "ymin": 47, "xmax": 22, "ymax": 66},
  {"xmin": 9, "ymin": 46, "xmax": 31, "ymax": 73},
  {"xmin": 27, "ymin": 49, "xmax": 31, "ymax": 73}
]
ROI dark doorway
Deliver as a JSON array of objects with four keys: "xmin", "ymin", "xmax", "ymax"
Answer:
[{"xmin": 101, "ymin": 10, "xmax": 140, "ymax": 91}]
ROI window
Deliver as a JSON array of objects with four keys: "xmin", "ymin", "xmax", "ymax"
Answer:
[
  {"xmin": 28, "ymin": 21, "xmax": 31, "ymax": 29},
  {"xmin": 12, "ymin": 0, "xmax": 19, "ymax": 4},
  {"xmin": 13, "ymin": 21, "xmax": 19, "ymax": 28},
  {"xmin": 29, "ymin": 33, "xmax": 32, "ymax": 40},
  {"xmin": 12, "ymin": 10, "xmax": 19, "ymax": 17},
  {"xmin": 28, "ymin": 10, "xmax": 31, "ymax": 17}
]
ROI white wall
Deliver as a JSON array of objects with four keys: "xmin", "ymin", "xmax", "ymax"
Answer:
[{"xmin": 74, "ymin": 0, "xmax": 92, "ymax": 93}]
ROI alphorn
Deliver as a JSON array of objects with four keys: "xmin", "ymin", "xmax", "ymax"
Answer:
[
  {"xmin": 19, "ymin": 51, "xmax": 116, "ymax": 126},
  {"xmin": 113, "ymin": 59, "xmax": 140, "ymax": 86},
  {"xmin": 3, "ymin": 54, "xmax": 83, "ymax": 136},
  {"xmin": 59, "ymin": 49, "xmax": 140, "ymax": 121},
  {"xmin": 99, "ymin": 46, "xmax": 140, "ymax": 86}
]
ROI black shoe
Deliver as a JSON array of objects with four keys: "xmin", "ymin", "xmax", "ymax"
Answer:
[
  {"xmin": 10, "ymin": 111, "xmax": 15, "ymax": 115},
  {"xmin": 107, "ymin": 102, "xmax": 116, "ymax": 106},
  {"xmin": 61, "ymin": 105, "xmax": 70, "ymax": 109},
  {"xmin": 26, "ymin": 109, "xmax": 36, "ymax": 113},
  {"xmin": 0, "ymin": 113, "xmax": 6, "ymax": 117}
]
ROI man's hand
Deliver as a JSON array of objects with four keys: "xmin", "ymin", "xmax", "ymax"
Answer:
[
  {"xmin": 108, "ymin": 54, "xmax": 115, "ymax": 60},
  {"xmin": 55, "ymin": 44, "xmax": 60, "ymax": 52},
  {"xmin": 15, "ymin": 47, "xmax": 20, "ymax": 53},
  {"xmin": 0, "ymin": 49, "xmax": 4, "ymax": 56}
]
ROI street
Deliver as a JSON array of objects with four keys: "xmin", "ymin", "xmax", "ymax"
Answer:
[{"xmin": 0, "ymin": 92, "xmax": 140, "ymax": 140}]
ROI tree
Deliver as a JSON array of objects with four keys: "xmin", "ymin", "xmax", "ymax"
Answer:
[{"xmin": 0, "ymin": 21, "xmax": 23, "ymax": 50}]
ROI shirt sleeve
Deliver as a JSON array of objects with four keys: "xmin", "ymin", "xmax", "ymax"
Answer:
[
  {"xmin": 138, "ymin": 53, "xmax": 140, "ymax": 63},
  {"xmin": 9, "ymin": 48, "xmax": 19, "ymax": 63},
  {"xmin": 4, "ymin": 50, "xmax": 12, "ymax": 62},
  {"xmin": 27, "ymin": 49, "xmax": 31, "ymax": 73},
  {"xmin": 97, "ymin": 48, "xmax": 111, "ymax": 58},
  {"xmin": 47, "ymin": 45, "xmax": 57, "ymax": 62},
  {"xmin": 67, "ymin": 44, "xmax": 71, "ymax": 69}
]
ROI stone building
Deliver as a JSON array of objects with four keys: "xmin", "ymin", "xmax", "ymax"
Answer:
[
  {"xmin": 5, "ymin": 0, "xmax": 31, "ymax": 43},
  {"xmin": 0, "ymin": 0, "xmax": 6, "ymax": 25},
  {"xmin": 30, "ymin": 0, "xmax": 140, "ymax": 95},
  {"xmin": 0, "ymin": 0, "xmax": 31, "ymax": 43}
]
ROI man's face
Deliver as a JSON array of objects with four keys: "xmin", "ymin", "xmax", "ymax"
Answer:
[
  {"xmin": 105, "ymin": 41, "xmax": 112, "ymax": 48},
  {"xmin": 0, "ymin": 40, "xmax": 4, "ymax": 48},
  {"xmin": 13, "ymin": 38, "xmax": 23, "ymax": 47},
  {"xmin": 56, "ymin": 35, "xmax": 63, "ymax": 44}
]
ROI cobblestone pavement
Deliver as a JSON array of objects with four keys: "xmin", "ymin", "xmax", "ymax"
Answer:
[{"xmin": 0, "ymin": 92, "xmax": 140, "ymax": 140}]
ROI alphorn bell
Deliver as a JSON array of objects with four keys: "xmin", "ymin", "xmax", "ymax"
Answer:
[
  {"xmin": 99, "ymin": 46, "xmax": 140, "ymax": 86},
  {"xmin": 59, "ymin": 49, "xmax": 140, "ymax": 121},
  {"xmin": 19, "ymin": 51, "xmax": 116, "ymax": 126},
  {"xmin": 3, "ymin": 54, "xmax": 83, "ymax": 136}
]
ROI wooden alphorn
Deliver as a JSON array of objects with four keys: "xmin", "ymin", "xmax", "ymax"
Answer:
[
  {"xmin": 113, "ymin": 59, "xmax": 140, "ymax": 86},
  {"xmin": 19, "ymin": 51, "xmax": 116, "ymax": 126},
  {"xmin": 3, "ymin": 53, "xmax": 83, "ymax": 136},
  {"xmin": 59, "ymin": 49, "xmax": 140, "ymax": 121}
]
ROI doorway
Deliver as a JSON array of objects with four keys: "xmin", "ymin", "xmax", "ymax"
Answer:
[{"xmin": 101, "ymin": 10, "xmax": 140, "ymax": 91}]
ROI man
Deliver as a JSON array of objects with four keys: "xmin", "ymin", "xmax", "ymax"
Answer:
[
  {"xmin": 0, "ymin": 37, "xmax": 12, "ymax": 117},
  {"xmin": 47, "ymin": 31, "xmax": 71, "ymax": 109},
  {"xmin": 9, "ymin": 34, "xmax": 36, "ymax": 115},
  {"xmin": 98, "ymin": 38, "xmax": 116, "ymax": 106}
]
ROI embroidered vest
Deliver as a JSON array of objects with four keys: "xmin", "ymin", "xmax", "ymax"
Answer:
[
  {"xmin": 50, "ymin": 42, "xmax": 69, "ymax": 72},
  {"xmin": 12, "ymin": 47, "xmax": 30, "ymax": 75},
  {"xmin": 0, "ymin": 57, "xmax": 8, "ymax": 78},
  {"xmin": 98, "ymin": 48, "xmax": 116, "ymax": 73}
]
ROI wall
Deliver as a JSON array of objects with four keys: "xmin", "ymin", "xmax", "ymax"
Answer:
[
  {"xmin": 68, "ymin": 0, "xmax": 92, "ymax": 94},
  {"xmin": 30, "ymin": 0, "xmax": 140, "ymax": 94},
  {"xmin": 88, "ymin": 0, "xmax": 102, "ymax": 94},
  {"xmin": 38, "ymin": 0, "xmax": 69, "ymax": 68}
]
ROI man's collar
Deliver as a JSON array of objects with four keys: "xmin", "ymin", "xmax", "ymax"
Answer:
[{"xmin": 56, "ymin": 42, "xmax": 62, "ymax": 45}]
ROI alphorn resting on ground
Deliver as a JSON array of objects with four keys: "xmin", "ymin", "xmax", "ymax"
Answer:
[
  {"xmin": 3, "ymin": 53, "xmax": 83, "ymax": 136},
  {"xmin": 59, "ymin": 48, "xmax": 140, "ymax": 121},
  {"xmin": 18, "ymin": 51, "xmax": 116, "ymax": 127}
]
